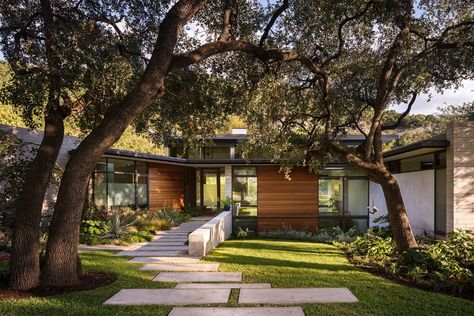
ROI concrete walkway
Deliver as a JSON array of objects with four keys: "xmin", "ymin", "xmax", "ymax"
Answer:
[{"xmin": 103, "ymin": 216, "xmax": 360, "ymax": 313}]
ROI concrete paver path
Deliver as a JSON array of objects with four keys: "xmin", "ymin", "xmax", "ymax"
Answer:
[
  {"xmin": 140, "ymin": 263, "xmax": 219, "ymax": 271},
  {"xmin": 153, "ymin": 272, "xmax": 242, "ymax": 282},
  {"xmin": 169, "ymin": 307, "xmax": 305, "ymax": 316},
  {"xmin": 239, "ymin": 288, "xmax": 359, "ymax": 304},
  {"xmin": 103, "ymin": 289, "xmax": 230, "ymax": 305}
]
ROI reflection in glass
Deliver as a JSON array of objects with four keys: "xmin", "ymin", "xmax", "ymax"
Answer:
[
  {"xmin": 318, "ymin": 179, "xmax": 343, "ymax": 215},
  {"xmin": 346, "ymin": 179, "xmax": 368, "ymax": 216}
]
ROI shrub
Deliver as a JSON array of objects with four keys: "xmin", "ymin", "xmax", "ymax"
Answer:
[
  {"xmin": 235, "ymin": 227, "xmax": 254, "ymax": 239},
  {"xmin": 102, "ymin": 208, "xmax": 137, "ymax": 239},
  {"xmin": 259, "ymin": 225, "xmax": 360, "ymax": 243},
  {"xmin": 340, "ymin": 229, "xmax": 474, "ymax": 293}
]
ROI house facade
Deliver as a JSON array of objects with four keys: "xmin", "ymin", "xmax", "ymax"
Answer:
[{"xmin": 1, "ymin": 121, "xmax": 473, "ymax": 237}]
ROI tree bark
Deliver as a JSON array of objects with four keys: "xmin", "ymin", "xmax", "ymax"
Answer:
[
  {"xmin": 378, "ymin": 172, "xmax": 418, "ymax": 252},
  {"xmin": 9, "ymin": 111, "xmax": 65, "ymax": 290},
  {"xmin": 41, "ymin": 0, "xmax": 208, "ymax": 287}
]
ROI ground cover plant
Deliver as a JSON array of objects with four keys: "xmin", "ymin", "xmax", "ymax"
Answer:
[
  {"xmin": 339, "ymin": 230, "xmax": 474, "ymax": 295},
  {"xmin": 1, "ymin": 240, "xmax": 473, "ymax": 315},
  {"xmin": 79, "ymin": 207, "xmax": 191, "ymax": 246}
]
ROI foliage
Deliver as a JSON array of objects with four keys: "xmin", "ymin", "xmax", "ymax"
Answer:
[
  {"xmin": 122, "ymin": 231, "xmax": 155, "ymax": 244},
  {"xmin": 102, "ymin": 209, "xmax": 137, "ymax": 239},
  {"xmin": 235, "ymin": 227, "xmax": 254, "ymax": 239},
  {"xmin": 0, "ymin": 130, "xmax": 35, "ymax": 228},
  {"xmin": 259, "ymin": 225, "xmax": 361, "ymax": 243},
  {"xmin": 341, "ymin": 230, "xmax": 474, "ymax": 293}
]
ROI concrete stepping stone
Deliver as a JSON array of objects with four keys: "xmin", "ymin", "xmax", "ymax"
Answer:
[
  {"xmin": 145, "ymin": 242, "xmax": 186, "ymax": 246},
  {"xmin": 140, "ymin": 263, "xmax": 218, "ymax": 271},
  {"xmin": 176, "ymin": 283, "xmax": 271, "ymax": 289},
  {"xmin": 115, "ymin": 250, "xmax": 180, "ymax": 257},
  {"xmin": 169, "ymin": 307, "xmax": 305, "ymax": 316},
  {"xmin": 152, "ymin": 237, "xmax": 188, "ymax": 242},
  {"xmin": 239, "ymin": 288, "xmax": 358, "ymax": 304},
  {"xmin": 128, "ymin": 257, "xmax": 201, "ymax": 263},
  {"xmin": 154, "ymin": 272, "xmax": 242, "ymax": 283},
  {"xmin": 135, "ymin": 245, "xmax": 188, "ymax": 251},
  {"xmin": 103, "ymin": 289, "xmax": 230, "ymax": 305}
]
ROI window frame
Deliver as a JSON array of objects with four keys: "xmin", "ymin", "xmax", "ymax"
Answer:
[{"xmin": 92, "ymin": 157, "xmax": 149, "ymax": 210}]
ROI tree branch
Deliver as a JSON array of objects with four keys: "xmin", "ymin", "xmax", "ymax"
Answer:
[
  {"xmin": 259, "ymin": 0, "xmax": 288, "ymax": 47},
  {"xmin": 218, "ymin": 0, "xmax": 233, "ymax": 41},
  {"xmin": 382, "ymin": 92, "xmax": 417, "ymax": 130}
]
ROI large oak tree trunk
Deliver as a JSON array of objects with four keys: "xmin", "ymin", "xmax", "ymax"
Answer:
[
  {"xmin": 41, "ymin": 0, "xmax": 208, "ymax": 287},
  {"xmin": 379, "ymin": 172, "xmax": 418, "ymax": 252},
  {"xmin": 9, "ymin": 111, "xmax": 65, "ymax": 290}
]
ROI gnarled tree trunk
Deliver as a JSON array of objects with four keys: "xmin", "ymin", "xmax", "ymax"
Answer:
[
  {"xmin": 41, "ymin": 0, "xmax": 208, "ymax": 287},
  {"xmin": 378, "ymin": 172, "xmax": 417, "ymax": 251},
  {"xmin": 9, "ymin": 111, "xmax": 65, "ymax": 290}
]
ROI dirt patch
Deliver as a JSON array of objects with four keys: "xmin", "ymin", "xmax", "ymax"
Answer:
[{"xmin": 0, "ymin": 272, "xmax": 117, "ymax": 300}]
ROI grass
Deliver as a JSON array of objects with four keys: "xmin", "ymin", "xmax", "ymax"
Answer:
[{"xmin": 1, "ymin": 240, "xmax": 473, "ymax": 315}]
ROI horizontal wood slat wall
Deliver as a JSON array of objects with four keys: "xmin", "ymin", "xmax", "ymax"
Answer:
[
  {"xmin": 257, "ymin": 166, "xmax": 318, "ymax": 232},
  {"xmin": 149, "ymin": 163, "xmax": 185, "ymax": 209}
]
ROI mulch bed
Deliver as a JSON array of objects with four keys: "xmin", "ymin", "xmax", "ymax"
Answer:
[
  {"xmin": 355, "ymin": 263, "xmax": 474, "ymax": 301},
  {"xmin": 0, "ymin": 272, "xmax": 117, "ymax": 300}
]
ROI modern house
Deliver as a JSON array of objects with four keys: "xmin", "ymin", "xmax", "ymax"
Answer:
[{"xmin": 1, "ymin": 121, "xmax": 473, "ymax": 237}]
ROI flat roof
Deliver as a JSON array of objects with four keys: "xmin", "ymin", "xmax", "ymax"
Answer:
[{"xmin": 383, "ymin": 134, "xmax": 449, "ymax": 161}]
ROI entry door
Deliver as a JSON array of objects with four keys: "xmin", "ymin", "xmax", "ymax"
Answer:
[{"xmin": 202, "ymin": 169, "xmax": 219, "ymax": 210}]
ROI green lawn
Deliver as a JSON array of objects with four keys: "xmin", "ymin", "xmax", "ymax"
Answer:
[{"xmin": 1, "ymin": 240, "xmax": 473, "ymax": 315}]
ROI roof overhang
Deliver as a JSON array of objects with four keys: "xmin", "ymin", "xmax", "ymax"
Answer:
[{"xmin": 383, "ymin": 139, "xmax": 449, "ymax": 161}]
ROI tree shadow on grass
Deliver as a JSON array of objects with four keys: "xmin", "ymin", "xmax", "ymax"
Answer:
[
  {"xmin": 205, "ymin": 252, "xmax": 356, "ymax": 272},
  {"xmin": 222, "ymin": 239, "xmax": 345, "ymax": 256}
]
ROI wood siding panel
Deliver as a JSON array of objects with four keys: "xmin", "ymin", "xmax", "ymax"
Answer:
[
  {"xmin": 257, "ymin": 166, "xmax": 318, "ymax": 232},
  {"xmin": 149, "ymin": 163, "xmax": 185, "ymax": 209}
]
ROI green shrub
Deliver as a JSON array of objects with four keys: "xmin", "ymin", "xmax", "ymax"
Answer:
[
  {"xmin": 103, "ymin": 208, "xmax": 137, "ymax": 239},
  {"xmin": 235, "ymin": 226, "xmax": 254, "ymax": 239},
  {"xmin": 341, "ymin": 229, "xmax": 474, "ymax": 293},
  {"xmin": 259, "ymin": 225, "xmax": 360, "ymax": 243}
]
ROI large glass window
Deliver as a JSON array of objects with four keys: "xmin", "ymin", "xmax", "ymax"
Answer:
[
  {"xmin": 232, "ymin": 167, "xmax": 258, "ymax": 216},
  {"xmin": 203, "ymin": 147, "xmax": 230, "ymax": 159},
  {"xmin": 318, "ymin": 172, "xmax": 368, "ymax": 232},
  {"xmin": 93, "ymin": 158, "xmax": 148, "ymax": 210}
]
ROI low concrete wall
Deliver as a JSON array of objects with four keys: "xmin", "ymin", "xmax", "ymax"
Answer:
[{"xmin": 188, "ymin": 211, "xmax": 232, "ymax": 257}]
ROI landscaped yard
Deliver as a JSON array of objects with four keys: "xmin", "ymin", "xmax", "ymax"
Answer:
[{"xmin": 1, "ymin": 240, "xmax": 473, "ymax": 316}]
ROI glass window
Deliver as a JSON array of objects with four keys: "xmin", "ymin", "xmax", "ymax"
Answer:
[
  {"xmin": 93, "ymin": 173, "xmax": 107, "ymax": 208},
  {"xmin": 136, "ymin": 175, "xmax": 148, "ymax": 208},
  {"xmin": 318, "ymin": 168, "xmax": 367, "ymax": 177},
  {"xmin": 107, "ymin": 158, "xmax": 135, "ymax": 173},
  {"xmin": 233, "ymin": 167, "xmax": 257, "ymax": 176},
  {"xmin": 95, "ymin": 158, "xmax": 107, "ymax": 172},
  {"xmin": 107, "ymin": 173, "xmax": 135, "ymax": 207},
  {"xmin": 204, "ymin": 147, "xmax": 230, "ymax": 159},
  {"xmin": 346, "ymin": 179, "xmax": 368, "ymax": 216},
  {"xmin": 318, "ymin": 179, "xmax": 343, "ymax": 215},
  {"xmin": 92, "ymin": 158, "xmax": 148, "ymax": 210},
  {"xmin": 400, "ymin": 154, "xmax": 434, "ymax": 172},
  {"xmin": 196, "ymin": 170, "xmax": 201, "ymax": 206},
  {"xmin": 232, "ymin": 166, "xmax": 258, "ymax": 216},
  {"xmin": 203, "ymin": 169, "xmax": 218, "ymax": 209}
]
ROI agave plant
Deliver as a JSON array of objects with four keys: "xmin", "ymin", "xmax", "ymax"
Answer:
[{"xmin": 103, "ymin": 208, "xmax": 137, "ymax": 239}]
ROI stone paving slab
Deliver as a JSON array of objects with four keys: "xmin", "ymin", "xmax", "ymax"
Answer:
[
  {"xmin": 144, "ymin": 241, "xmax": 186, "ymax": 246},
  {"xmin": 103, "ymin": 289, "xmax": 230, "ymax": 305},
  {"xmin": 114, "ymin": 250, "xmax": 180, "ymax": 257},
  {"xmin": 152, "ymin": 236, "xmax": 188, "ymax": 241},
  {"xmin": 239, "ymin": 288, "xmax": 358, "ymax": 304},
  {"xmin": 128, "ymin": 257, "xmax": 201, "ymax": 263},
  {"xmin": 169, "ymin": 307, "xmax": 305, "ymax": 316},
  {"xmin": 189, "ymin": 216, "xmax": 213, "ymax": 221},
  {"xmin": 140, "ymin": 263, "xmax": 219, "ymax": 271},
  {"xmin": 175, "ymin": 283, "xmax": 271, "ymax": 289},
  {"xmin": 135, "ymin": 245, "xmax": 188, "ymax": 251},
  {"xmin": 153, "ymin": 272, "xmax": 242, "ymax": 283}
]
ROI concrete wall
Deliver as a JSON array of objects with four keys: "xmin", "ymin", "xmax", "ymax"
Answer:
[
  {"xmin": 370, "ymin": 169, "xmax": 435, "ymax": 236},
  {"xmin": 446, "ymin": 121, "xmax": 474, "ymax": 232},
  {"xmin": 188, "ymin": 211, "xmax": 232, "ymax": 257}
]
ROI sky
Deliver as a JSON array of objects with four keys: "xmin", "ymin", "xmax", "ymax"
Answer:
[{"xmin": 391, "ymin": 80, "xmax": 474, "ymax": 114}]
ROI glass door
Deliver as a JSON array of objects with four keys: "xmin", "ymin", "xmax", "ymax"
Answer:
[{"xmin": 203, "ymin": 169, "xmax": 218, "ymax": 210}]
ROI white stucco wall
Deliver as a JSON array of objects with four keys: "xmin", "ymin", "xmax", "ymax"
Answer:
[
  {"xmin": 369, "ymin": 169, "xmax": 435, "ymax": 236},
  {"xmin": 188, "ymin": 211, "xmax": 232, "ymax": 257}
]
